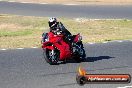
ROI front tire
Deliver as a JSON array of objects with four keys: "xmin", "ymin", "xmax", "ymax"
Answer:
[{"xmin": 43, "ymin": 49, "xmax": 59, "ymax": 65}]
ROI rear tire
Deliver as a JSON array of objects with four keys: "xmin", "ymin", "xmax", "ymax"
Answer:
[
  {"xmin": 74, "ymin": 42, "xmax": 86, "ymax": 62},
  {"xmin": 79, "ymin": 48, "xmax": 86, "ymax": 61}
]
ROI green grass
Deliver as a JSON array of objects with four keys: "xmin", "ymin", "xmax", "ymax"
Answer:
[
  {"xmin": 0, "ymin": 30, "xmax": 32, "ymax": 37},
  {"xmin": 0, "ymin": 14, "xmax": 132, "ymax": 49}
]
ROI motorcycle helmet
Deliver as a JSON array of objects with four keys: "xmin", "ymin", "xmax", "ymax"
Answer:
[{"xmin": 48, "ymin": 17, "xmax": 58, "ymax": 30}]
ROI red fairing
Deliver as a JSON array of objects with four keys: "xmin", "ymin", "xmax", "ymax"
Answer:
[
  {"xmin": 73, "ymin": 34, "xmax": 79, "ymax": 43},
  {"xmin": 42, "ymin": 32, "xmax": 71, "ymax": 61},
  {"xmin": 54, "ymin": 40, "xmax": 71, "ymax": 60},
  {"xmin": 48, "ymin": 32, "xmax": 61, "ymax": 43}
]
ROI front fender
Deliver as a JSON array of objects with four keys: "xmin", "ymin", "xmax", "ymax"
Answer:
[{"xmin": 42, "ymin": 42, "xmax": 54, "ymax": 50}]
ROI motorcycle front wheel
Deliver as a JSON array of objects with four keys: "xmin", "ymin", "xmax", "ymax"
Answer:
[{"xmin": 43, "ymin": 49, "xmax": 59, "ymax": 65}]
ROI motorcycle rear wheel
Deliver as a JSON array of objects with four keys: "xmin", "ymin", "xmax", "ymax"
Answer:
[{"xmin": 74, "ymin": 42, "xmax": 86, "ymax": 62}]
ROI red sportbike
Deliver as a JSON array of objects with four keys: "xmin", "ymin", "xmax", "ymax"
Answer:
[{"xmin": 41, "ymin": 31, "xmax": 86, "ymax": 65}]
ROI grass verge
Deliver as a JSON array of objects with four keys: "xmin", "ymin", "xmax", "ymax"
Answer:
[{"xmin": 0, "ymin": 14, "xmax": 132, "ymax": 49}]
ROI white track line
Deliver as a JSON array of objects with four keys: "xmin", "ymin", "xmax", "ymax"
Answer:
[
  {"xmin": 18, "ymin": 2, "xmax": 29, "ymax": 3},
  {"xmin": 0, "ymin": 49, "xmax": 6, "ymax": 50},
  {"xmin": 7, "ymin": 1, "xmax": 48, "ymax": 4},
  {"xmin": 41, "ymin": 3, "xmax": 48, "ymax": 4},
  {"xmin": 32, "ymin": 47, "xmax": 38, "ymax": 48},
  {"xmin": 7, "ymin": 1, "xmax": 78, "ymax": 5},
  {"xmin": 103, "ymin": 42, "xmax": 108, "ymax": 43},
  {"xmin": 16, "ymin": 48, "xmax": 24, "ymax": 50},
  {"xmin": 88, "ymin": 42, "xmax": 94, "ymax": 44},
  {"xmin": 21, "ymin": 2, "xmax": 48, "ymax": 4},
  {"xmin": 64, "ymin": 4, "xmax": 79, "ymax": 5},
  {"xmin": 8, "ymin": 1, "xmax": 16, "ymax": 3},
  {"xmin": 118, "ymin": 40, "xmax": 123, "ymax": 42},
  {"xmin": 117, "ymin": 85, "xmax": 132, "ymax": 88},
  {"xmin": 0, "ymin": 47, "xmax": 39, "ymax": 50}
]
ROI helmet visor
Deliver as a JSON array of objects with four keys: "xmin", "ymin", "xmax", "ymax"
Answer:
[{"xmin": 49, "ymin": 21, "xmax": 58, "ymax": 29}]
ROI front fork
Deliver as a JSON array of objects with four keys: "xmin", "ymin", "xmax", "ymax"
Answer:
[
  {"xmin": 50, "ymin": 49, "xmax": 54, "ymax": 56},
  {"xmin": 49, "ymin": 45, "xmax": 56, "ymax": 61}
]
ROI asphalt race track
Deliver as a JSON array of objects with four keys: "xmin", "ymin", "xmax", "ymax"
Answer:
[
  {"xmin": 0, "ymin": 41, "xmax": 132, "ymax": 88},
  {"xmin": 0, "ymin": 1, "xmax": 132, "ymax": 88},
  {"xmin": 0, "ymin": 1, "xmax": 132, "ymax": 19}
]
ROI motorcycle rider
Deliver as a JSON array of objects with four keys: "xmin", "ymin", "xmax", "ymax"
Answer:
[
  {"xmin": 42, "ymin": 17, "xmax": 72, "ymax": 44},
  {"xmin": 48, "ymin": 17, "xmax": 71, "ymax": 37}
]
